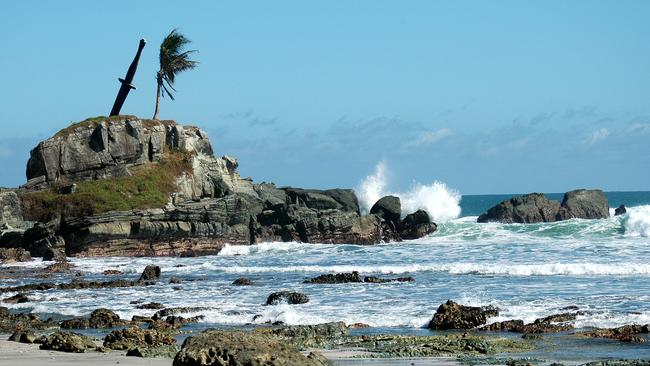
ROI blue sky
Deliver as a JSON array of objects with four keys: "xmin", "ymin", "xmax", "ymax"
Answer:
[{"xmin": 1, "ymin": 1, "xmax": 649, "ymax": 194}]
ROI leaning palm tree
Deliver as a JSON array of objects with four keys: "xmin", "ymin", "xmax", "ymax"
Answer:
[{"xmin": 152, "ymin": 29, "xmax": 198, "ymax": 120}]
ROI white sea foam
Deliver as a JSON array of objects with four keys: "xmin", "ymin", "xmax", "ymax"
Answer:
[
  {"xmin": 356, "ymin": 161, "xmax": 461, "ymax": 222},
  {"xmin": 218, "ymin": 241, "xmax": 311, "ymax": 256},
  {"xmin": 217, "ymin": 262, "xmax": 650, "ymax": 276},
  {"xmin": 623, "ymin": 205, "xmax": 650, "ymax": 237}
]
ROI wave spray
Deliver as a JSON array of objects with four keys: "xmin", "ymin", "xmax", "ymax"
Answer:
[{"xmin": 356, "ymin": 161, "xmax": 461, "ymax": 222}]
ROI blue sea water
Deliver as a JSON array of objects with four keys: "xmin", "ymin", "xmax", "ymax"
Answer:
[{"xmin": 3, "ymin": 191, "xmax": 650, "ymax": 359}]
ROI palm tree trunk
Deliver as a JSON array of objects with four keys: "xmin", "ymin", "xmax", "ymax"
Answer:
[{"xmin": 153, "ymin": 77, "xmax": 162, "ymax": 120}]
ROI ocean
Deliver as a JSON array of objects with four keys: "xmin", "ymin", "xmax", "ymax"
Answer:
[{"xmin": 4, "ymin": 190, "xmax": 650, "ymax": 336}]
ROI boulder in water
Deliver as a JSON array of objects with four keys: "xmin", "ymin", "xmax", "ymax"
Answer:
[
  {"xmin": 399, "ymin": 210, "xmax": 437, "ymax": 239},
  {"xmin": 477, "ymin": 193, "xmax": 560, "ymax": 224},
  {"xmin": 266, "ymin": 291, "xmax": 309, "ymax": 305},
  {"xmin": 370, "ymin": 196, "xmax": 401, "ymax": 226},
  {"xmin": 556, "ymin": 189, "xmax": 609, "ymax": 220},
  {"xmin": 428, "ymin": 300, "xmax": 499, "ymax": 330},
  {"xmin": 138, "ymin": 265, "xmax": 161, "ymax": 284},
  {"xmin": 615, "ymin": 204, "xmax": 627, "ymax": 216}
]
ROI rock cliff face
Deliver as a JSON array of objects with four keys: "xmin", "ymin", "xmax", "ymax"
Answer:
[
  {"xmin": 0, "ymin": 190, "xmax": 24, "ymax": 228},
  {"xmin": 5, "ymin": 116, "xmax": 437, "ymax": 257},
  {"xmin": 478, "ymin": 189, "xmax": 610, "ymax": 223}
]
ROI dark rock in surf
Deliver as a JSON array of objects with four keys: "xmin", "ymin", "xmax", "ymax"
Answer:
[
  {"xmin": 615, "ymin": 204, "xmax": 627, "ymax": 216},
  {"xmin": 428, "ymin": 300, "xmax": 499, "ymax": 330},
  {"xmin": 399, "ymin": 210, "xmax": 437, "ymax": 239},
  {"xmin": 3, "ymin": 293, "xmax": 29, "ymax": 304},
  {"xmin": 232, "ymin": 277, "xmax": 253, "ymax": 286},
  {"xmin": 477, "ymin": 193, "xmax": 560, "ymax": 224},
  {"xmin": 480, "ymin": 320, "xmax": 525, "ymax": 332},
  {"xmin": 266, "ymin": 291, "xmax": 310, "ymax": 305},
  {"xmin": 305, "ymin": 272, "xmax": 362, "ymax": 284},
  {"xmin": 478, "ymin": 189, "xmax": 610, "ymax": 223},
  {"xmin": 556, "ymin": 189, "xmax": 610, "ymax": 220},
  {"xmin": 370, "ymin": 196, "xmax": 402, "ymax": 226},
  {"xmin": 138, "ymin": 265, "xmax": 161, "ymax": 284}
]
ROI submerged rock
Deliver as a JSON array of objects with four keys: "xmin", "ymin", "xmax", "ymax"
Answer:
[
  {"xmin": 480, "ymin": 312, "xmax": 580, "ymax": 334},
  {"xmin": 136, "ymin": 302, "xmax": 165, "ymax": 310},
  {"xmin": 615, "ymin": 204, "xmax": 627, "ymax": 216},
  {"xmin": 173, "ymin": 329, "xmax": 330, "ymax": 366},
  {"xmin": 3, "ymin": 293, "xmax": 29, "ymax": 304},
  {"xmin": 266, "ymin": 291, "xmax": 310, "ymax": 305},
  {"xmin": 580, "ymin": 324, "xmax": 649, "ymax": 343},
  {"xmin": 428, "ymin": 300, "xmax": 499, "ymax": 330},
  {"xmin": 305, "ymin": 272, "xmax": 362, "ymax": 284},
  {"xmin": 232, "ymin": 277, "xmax": 253, "ymax": 286},
  {"xmin": 305, "ymin": 271, "xmax": 415, "ymax": 284}
]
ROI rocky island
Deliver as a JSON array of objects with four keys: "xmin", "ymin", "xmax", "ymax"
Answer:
[{"xmin": 0, "ymin": 115, "xmax": 436, "ymax": 259}]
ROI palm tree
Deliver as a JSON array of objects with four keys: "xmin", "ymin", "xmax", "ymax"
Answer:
[{"xmin": 152, "ymin": 29, "xmax": 198, "ymax": 120}]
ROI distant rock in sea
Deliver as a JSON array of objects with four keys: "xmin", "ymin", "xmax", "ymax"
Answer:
[{"xmin": 477, "ymin": 189, "xmax": 610, "ymax": 223}]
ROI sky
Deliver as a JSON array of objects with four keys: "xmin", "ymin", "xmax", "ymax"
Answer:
[{"xmin": 1, "ymin": 1, "xmax": 649, "ymax": 195}]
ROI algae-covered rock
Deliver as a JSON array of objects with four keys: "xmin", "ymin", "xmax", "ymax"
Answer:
[
  {"xmin": 104, "ymin": 325, "xmax": 175, "ymax": 349},
  {"xmin": 172, "ymin": 329, "xmax": 330, "ymax": 366},
  {"xmin": 39, "ymin": 331, "xmax": 96, "ymax": 353},
  {"xmin": 261, "ymin": 322, "xmax": 348, "ymax": 348},
  {"xmin": 8, "ymin": 329, "xmax": 38, "ymax": 343}
]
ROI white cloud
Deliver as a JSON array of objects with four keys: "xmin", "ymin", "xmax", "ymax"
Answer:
[
  {"xmin": 629, "ymin": 123, "xmax": 650, "ymax": 134},
  {"xmin": 588, "ymin": 128, "xmax": 609, "ymax": 145},
  {"xmin": 402, "ymin": 128, "xmax": 452, "ymax": 149}
]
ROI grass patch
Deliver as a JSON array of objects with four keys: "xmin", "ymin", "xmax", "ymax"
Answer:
[{"xmin": 20, "ymin": 150, "xmax": 193, "ymax": 222}]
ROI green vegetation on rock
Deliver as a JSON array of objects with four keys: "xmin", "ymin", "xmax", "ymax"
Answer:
[{"xmin": 20, "ymin": 150, "xmax": 193, "ymax": 222}]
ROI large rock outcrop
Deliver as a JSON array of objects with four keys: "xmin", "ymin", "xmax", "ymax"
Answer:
[
  {"xmin": 477, "ymin": 193, "xmax": 560, "ymax": 224},
  {"xmin": 11, "ymin": 117, "xmax": 438, "ymax": 257},
  {"xmin": 556, "ymin": 189, "xmax": 609, "ymax": 220},
  {"xmin": 478, "ymin": 189, "xmax": 610, "ymax": 224}
]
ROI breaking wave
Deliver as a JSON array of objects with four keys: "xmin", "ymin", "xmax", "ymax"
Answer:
[
  {"xmin": 623, "ymin": 205, "xmax": 650, "ymax": 237},
  {"xmin": 356, "ymin": 161, "xmax": 461, "ymax": 222}
]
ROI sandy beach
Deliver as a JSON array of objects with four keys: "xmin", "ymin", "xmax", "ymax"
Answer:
[{"xmin": 0, "ymin": 338, "xmax": 465, "ymax": 366}]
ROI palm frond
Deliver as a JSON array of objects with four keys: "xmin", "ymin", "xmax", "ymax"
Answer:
[{"xmin": 156, "ymin": 28, "xmax": 199, "ymax": 102}]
